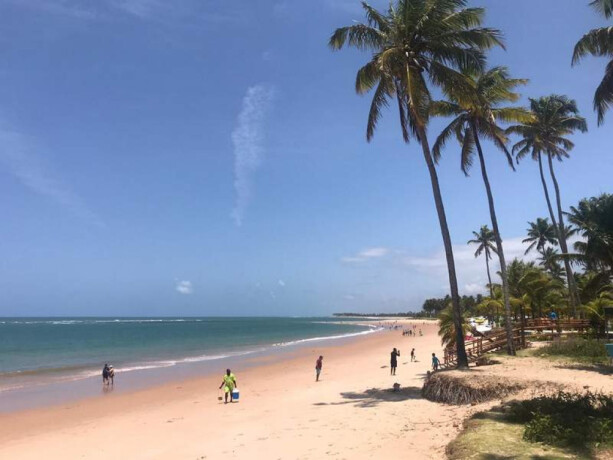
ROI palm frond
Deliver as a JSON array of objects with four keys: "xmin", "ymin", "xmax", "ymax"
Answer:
[
  {"xmin": 432, "ymin": 114, "xmax": 465, "ymax": 163},
  {"xmin": 594, "ymin": 59, "xmax": 613, "ymax": 125},
  {"xmin": 572, "ymin": 26, "xmax": 613, "ymax": 64},
  {"xmin": 460, "ymin": 126, "xmax": 475, "ymax": 175},
  {"xmin": 366, "ymin": 78, "xmax": 392, "ymax": 141},
  {"xmin": 355, "ymin": 59, "xmax": 381, "ymax": 94},
  {"xmin": 328, "ymin": 24, "xmax": 385, "ymax": 51},
  {"xmin": 590, "ymin": 0, "xmax": 613, "ymax": 18}
]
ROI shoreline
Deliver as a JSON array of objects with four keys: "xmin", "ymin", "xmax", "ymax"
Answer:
[
  {"xmin": 0, "ymin": 321, "xmax": 384, "ymax": 413},
  {"xmin": 0, "ymin": 320, "xmax": 451, "ymax": 459}
]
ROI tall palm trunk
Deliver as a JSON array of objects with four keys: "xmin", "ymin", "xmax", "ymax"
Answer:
[
  {"xmin": 419, "ymin": 129, "xmax": 469, "ymax": 368},
  {"xmin": 472, "ymin": 125, "xmax": 515, "ymax": 355},
  {"xmin": 537, "ymin": 152, "xmax": 558, "ymax": 229},
  {"xmin": 484, "ymin": 248, "xmax": 494, "ymax": 298},
  {"xmin": 546, "ymin": 154, "xmax": 579, "ymax": 316}
]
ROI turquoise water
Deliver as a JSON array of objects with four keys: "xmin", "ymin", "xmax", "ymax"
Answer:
[{"xmin": 0, "ymin": 317, "xmax": 376, "ymax": 391}]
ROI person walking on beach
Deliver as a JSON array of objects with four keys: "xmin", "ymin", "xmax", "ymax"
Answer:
[
  {"xmin": 410, "ymin": 348, "xmax": 415, "ymax": 362},
  {"xmin": 102, "ymin": 363, "xmax": 109, "ymax": 385},
  {"xmin": 315, "ymin": 355, "xmax": 323, "ymax": 382},
  {"xmin": 390, "ymin": 348, "xmax": 400, "ymax": 375},
  {"xmin": 219, "ymin": 369, "xmax": 237, "ymax": 404},
  {"xmin": 431, "ymin": 353, "xmax": 440, "ymax": 371}
]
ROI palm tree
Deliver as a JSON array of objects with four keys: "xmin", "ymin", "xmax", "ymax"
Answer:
[
  {"xmin": 432, "ymin": 67, "xmax": 529, "ymax": 355},
  {"xmin": 467, "ymin": 225, "xmax": 497, "ymax": 297},
  {"xmin": 329, "ymin": 0, "xmax": 503, "ymax": 368},
  {"xmin": 538, "ymin": 246, "xmax": 565, "ymax": 282},
  {"xmin": 523, "ymin": 217, "xmax": 558, "ymax": 254},
  {"xmin": 576, "ymin": 271, "xmax": 613, "ymax": 304},
  {"xmin": 572, "ymin": 0, "xmax": 613, "ymax": 125},
  {"xmin": 567, "ymin": 194, "xmax": 613, "ymax": 273},
  {"xmin": 438, "ymin": 306, "xmax": 471, "ymax": 347},
  {"xmin": 508, "ymin": 95, "xmax": 587, "ymax": 316}
]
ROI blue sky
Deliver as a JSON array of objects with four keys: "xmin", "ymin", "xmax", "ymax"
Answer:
[{"xmin": 0, "ymin": 0, "xmax": 611, "ymax": 316}]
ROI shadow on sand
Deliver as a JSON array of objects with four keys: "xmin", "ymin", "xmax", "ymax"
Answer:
[
  {"xmin": 314, "ymin": 386, "xmax": 422, "ymax": 408},
  {"xmin": 553, "ymin": 363, "xmax": 613, "ymax": 376}
]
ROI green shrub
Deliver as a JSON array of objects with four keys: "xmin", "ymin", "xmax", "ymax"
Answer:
[
  {"xmin": 538, "ymin": 337, "xmax": 607, "ymax": 361},
  {"xmin": 507, "ymin": 392, "xmax": 613, "ymax": 448}
]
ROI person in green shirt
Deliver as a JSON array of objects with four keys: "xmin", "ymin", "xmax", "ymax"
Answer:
[{"xmin": 219, "ymin": 368, "xmax": 238, "ymax": 404}]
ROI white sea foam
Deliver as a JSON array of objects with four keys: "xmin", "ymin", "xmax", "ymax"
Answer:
[{"xmin": 272, "ymin": 326, "xmax": 382, "ymax": 347}]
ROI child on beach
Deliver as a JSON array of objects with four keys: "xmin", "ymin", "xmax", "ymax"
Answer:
[
  {"xmin": 431, "ymin": 353, "xmax": 440, "ymax": 371},
  {"xmin": 219, "ymin": 369, "xmax": 238, "ymax": 404},
  {"xmin": 410, "ymin": 348, "xmax": 415, "ymax": 362},
  {"xmin": 315, "ymin": 355, "xmax": 323, "ymax": 381}
]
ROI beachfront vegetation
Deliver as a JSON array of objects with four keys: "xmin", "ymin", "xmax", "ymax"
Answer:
[
  {"xmin": 467, "ymin": 226, "xmax": 497, "ymax": 297},
  {"xmin": 432, "ymin": 66, "xmax": 531, "ymax": 355},
  {"xmin": 573, "ymin": 0, "xmax": 613, "ymax": 124},
  {"xmin": 448, "ymin": 392, "xmax": 613, "ymax": 459},
  {"xmin": 509, "ymin": 392, "xmax": 613, "ymax": 449},
  {"xmin": 523, "ymin": 218, "xmax": 558, "ymax": 255},
  {"xmin": 437, "ymin": 306, "xmax": 471, "ymax": 347},
  {"xmin": 535, "ymin": 337, "xmax": 609, "ymax": 364},
  {"xmin": 329, "ymin": 0, "xmax": 508, "ymax": 367},
  {"xmin": 330, "ymin": 1, "xmax": 612, "ymax": 366},
  {"xmin": 509, "ymin": 95, "xmax": 588, "ymax": 316},
  {"xmin": 420, "ymin": 192, "xmax": 613, "ymax": 331}
]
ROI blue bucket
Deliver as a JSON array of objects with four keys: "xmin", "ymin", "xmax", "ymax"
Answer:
[{"xmin": 232, "ymin": 388, "xmax": 240, "ymax": 400}]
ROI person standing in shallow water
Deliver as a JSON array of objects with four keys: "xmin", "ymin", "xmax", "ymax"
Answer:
[
  {"xmin": 219, "ymin": 369, "xmax": 237, "ymax": 404},
  {"xmin": 390, "ymin": 348, "xmax": 400, "ymax": 375},
  {"xmin": 315, "ymin": 355, "xmax": 323, "ymax": 382}
]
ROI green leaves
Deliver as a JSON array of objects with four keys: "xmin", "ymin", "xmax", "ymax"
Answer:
[
  {"xmin": 329, "ymin": 0, "xmax": 504, "ymax": 142},
  {"xmin": 594, "ymin": 59, "xmax": 613, "ymax": 125},
  {"xmin": 430, "ymin": 66, "xmax": 527, "ymax": 173},
  {"xmin": 509, "ymin": 95, "xmax": 587, "ymax": 164},
  {"xmin": 573, "ymin": 2, "xmax": 613, "ymax": 124},
  {"xmin": 590, "ymin": 0, "xmax": 613, "ymax": 18}
]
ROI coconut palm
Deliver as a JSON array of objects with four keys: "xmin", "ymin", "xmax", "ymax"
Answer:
[
  {"xmin": 523, "ymin": 217, "xmax": 558, "ymax": 255},
  {"xmin": 329, "ymin": 0, "xmax": 503, "ymax": 367},
  {"xmin": 538, "ymin": 246, "xmax": 565, "ymax": 282},
  {"xmin": 567, "ymin": 194, "xmax": 613, "ymax": 273},
  {"xmin": 508, "ymin": 95, "xmax": 587, "ymax": 316},
  {"xmin": 438, "ymin": 306, "xmax": 471, "ymax": 347},
  {"xmin": 576, "ymin": 271, "xmax": 613, "ymax": 304},
  {"xmin": 572, "ymin": 0, "xmax": 613, "ymax": 125},
  {"xmin": 467, "ymin": 225, "xmax": 498, "ymax": 297},
  {"xmin": 432, "ymin": 67, "xmax": 529, "ymax": 355}
]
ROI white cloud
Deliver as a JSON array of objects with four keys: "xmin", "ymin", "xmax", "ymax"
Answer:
[
  {"xmin": 175, "ymin": 280, "xmax": 193, "ymax": 295},
  {"xmin": 359, "ymin": 247, "xmax": 389, "ymax": 258},
  {"xmin": 341, "ymin": 247, "xmax": 390, "ymax": 264},
  {"xmin": 230, "ymin": 84, "xmax": 275, "ymax": 226},
  {"xmin": 0, "ymin": 124, "xmax": 102, "ymax": 225},
  {"xmin": 112, "ymin": 0, "xmax": 162, "ymax": 18},
  {"xmin": 341, "ymin": 235, "xmax": 585, "ymax": 298},
  {"xmin": 278, "ymin": 279, "xmax": 286, "ymax": 287},
  {"xmin": 402, "ymin": 236, "xmax": 540, "ymax": 291},
  {"xmin": 7, "ymin": 0, "xmax": 98, "ymax": 19}
]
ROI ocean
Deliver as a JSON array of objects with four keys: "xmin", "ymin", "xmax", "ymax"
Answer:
[{"xmin": 0, "ymin": 317, "xmax": 378, "ymax": 394}]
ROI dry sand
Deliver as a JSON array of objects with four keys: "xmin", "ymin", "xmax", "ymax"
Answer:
[{"xmin": 2, "ymin": 322, "xmax": 611, "ymax": 460}]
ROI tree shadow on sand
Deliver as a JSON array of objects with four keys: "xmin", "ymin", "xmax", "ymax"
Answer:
[
  {"xmin": 553, "ymin": 363, "xmax": 613, "ymax": 376},
  {"xmin": 314, "ymin": 386, "xmax": 422, "ymax": 408}
]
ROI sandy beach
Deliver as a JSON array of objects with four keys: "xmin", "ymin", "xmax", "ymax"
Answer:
[
  {"xmin": 3, "ymin": 320, "xmax": 613, "ymax": 460},
  {"xmin": 0, "ymin": 320, "xmax": 458, "ymax": 459}
]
